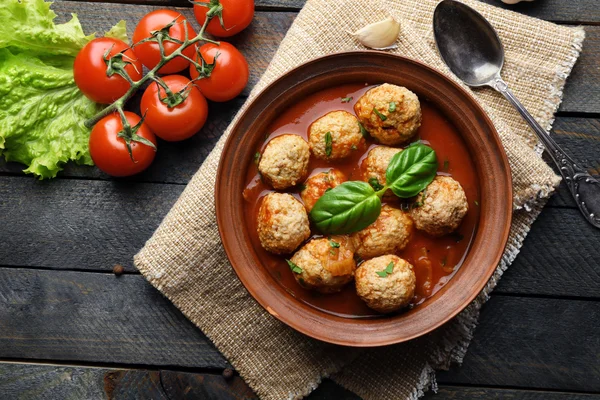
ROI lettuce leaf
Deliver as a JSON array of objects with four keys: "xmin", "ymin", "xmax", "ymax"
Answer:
[
  {"xmin": 0, "ymin": 0, "xmax": 129, "ymax": 178},
  {"xmin": 104, "ymin": 20, "xmax": 128, "ymax": 42},
  {"xmin": 0, "ymin": 49, "xmax": 102, "ymax": 178},
  {"xmin": 0, "ymin": 0, "xmax": 94, "ymax": 56}
]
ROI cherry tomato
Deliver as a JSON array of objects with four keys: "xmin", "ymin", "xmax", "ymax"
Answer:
[
  {"xmin": 89, "ymin": 112, "xmax": 157, "ymax": 177},
  {"xmin": 133, "ymin": 10, "xmax": 197, "ymax": 74},
  {"xmin": 190, "ymin": 42, "xmax": 249, "ymax": 102},
  {"xmin": 74, "ymin": 38, "xmax": 143, "ymax": 104},
  {"xmin": 140, "ymin": 75, "xmax": 209, "ymax": 141},
  {"xmin": 193, "ymin": 0, "xmax": 254, "ymax": 37}
]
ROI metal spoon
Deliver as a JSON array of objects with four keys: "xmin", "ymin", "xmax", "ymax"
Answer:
[{"xmin": 433, "ymin": 0, "xmax": 600, "ymax": 229}]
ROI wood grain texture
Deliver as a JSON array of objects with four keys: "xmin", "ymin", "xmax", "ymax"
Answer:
[
  {"xmin": 547, "ymin": 117, "xmax": 600, "ymax": 208},
  {"xmin": 498, "ymin": 208, "xmax": 600, "ymax": 298},
  {"xmin": 0, "ymin": 267, "xmax": 228, "ymax": 368},
  {"xmin": 559, "ymin": 26, "xmax": 600, "ymax": 114},
  {"xmin": 437, "ymin": 296, "xmax": 600, "ymax": 392},
  {"xmin": 0, "ymin": 364, "xmax": 254, "ymax": 400},
  {"xmin": 0, "ymin": 268, "xmax": 599, "ymax": 392},
  {"xmin": 478, "ymin": 0, "xmax": 600, "ymax": 24},
  {"xmin": 423, "ymin": 386, "xmax": 600, "ymax": 400},
  {"xmin": 60, "ymin": 0, "xmax": 600, "ymax": 23},
  {"xmin": 2, "ymin": 363, "xmax": 600, "ymax": 400},
  {"xmin": 0, "ymin": 176, "xmax": 183, "ymax": 271}
]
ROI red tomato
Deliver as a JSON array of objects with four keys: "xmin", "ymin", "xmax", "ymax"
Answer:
[
  {"xmin": 89, "ymin": 112, "xmax": 157, "ymax": 177},
  {"xmin": 74, "ymin": 38, "xmax": 143, "ymax": 104},
  {"xmin": 140, "ymin": 75, "xmax": 209, "ymax": 141},
  {"xmin": 193, "ymin": 0, "xmax": 254, "ymax": 37},
  {"xmin": 133, "ymin": 10, "xmax": 197, "ymax": 74},
  {"xmin": 189, "ymin": 42, "xmax": 249, "ymax": 102}
]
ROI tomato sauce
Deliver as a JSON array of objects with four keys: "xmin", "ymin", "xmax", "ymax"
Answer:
[{"xmin": 242, "ymin": 83, "xmax": 479, "ymax": 318}]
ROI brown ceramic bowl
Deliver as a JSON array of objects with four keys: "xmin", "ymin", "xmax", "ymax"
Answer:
[{"xmin": 215, "ymin": 52, "xmax": 512, "ymax": 347}]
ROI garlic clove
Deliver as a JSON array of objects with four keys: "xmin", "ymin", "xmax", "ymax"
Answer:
[{"xmin": 351, "ymin": 17, "xmax": 400, "ymax": 50}]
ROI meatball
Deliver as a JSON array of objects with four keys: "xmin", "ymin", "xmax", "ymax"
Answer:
[
  {"xmin": 354, "ymin": 84, "xmax": 421, "ymax": 145},
  {"xmin": 300, "ymin": 169, "xmax": 347, "ymax": 212},
  {"xmin": 363, "ymin": 145, "xmax": 402, "ymax": 198},
  {"xmin": 290, "ymin": 236, "xmax": 356, "ymax": 293},
  {"xmin": 410, "ymin": 175, "xmax": 468, "ymax": 237},
  {"xmin": 355, "ymin": 255, "xmax": 416, "ymax": 313},
  {"xmin": 258, "ymin": 134, "xmax": 310, "ymax": 190},
  {"xmin": 351, "ymin": 205, "xmax": 413, "ymax": 259},
  {"xmin": 308, "ymin": 110, "xmax": 364, "ymax": 160},
  {"xmin": 257, "ymin": 193, "xmax": 311, "ymax": 254}
]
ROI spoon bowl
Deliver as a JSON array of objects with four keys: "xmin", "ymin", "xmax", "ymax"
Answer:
[{"xmin": 433, "ymin": 0, "xmax": 504, "ymax": 87}]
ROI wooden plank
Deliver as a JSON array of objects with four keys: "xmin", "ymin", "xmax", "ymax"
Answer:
[
  {"xmin": 498, "ymin": 208, "xmax": 600, "ymax": 298},
  {"xmin": 0, "ymin": 176, "xmax": 182, "ymax": 272},
  {"xmin": 61, "ymin": 0, "xmax": 600, "ymax": 23},
  {"xmin": 547, "ymin": 117, "xmax": 600, "ymax": 208},
  {"xmin": 2, "ymin": 363, "xmax": 599, "ymax": 400},
  {"xmin": 437, "ymin": 296, "xmax": 600, "ymax": 392},
  {"xmin": 0, "ymin": 268, "xmax": 599, "ymax": 392},
  {"xmin": 0, "ymin": 268, "xmax": 228, "ymax": 368},
  {"xmin": 1, "ymin": 176, "xmax": 599, "ymax": 298},
  {"xmin": 559, "ymin": 26, "xmax": 600, "ymax": 114},
  {"xmin": 478, "ymin": 0, "xmax": 600, "ymax": 24},
  {"xmin": 0, "ymin": 363, "xmax": 255, "ymax": 400},
  {"xmin": 423, "ymin": 386, "xmax": 600, "ymax": 400}
]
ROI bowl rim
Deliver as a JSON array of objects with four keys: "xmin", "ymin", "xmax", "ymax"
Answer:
[{"xmin": 215, "ymin": 51, "xmax": 513, "ymax": 347}]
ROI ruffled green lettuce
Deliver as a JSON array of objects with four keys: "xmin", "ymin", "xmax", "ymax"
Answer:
[
  {"xmin": 0, "ymin": 50, "xmax": 102, "ymax": 178},
  {"xmin": 0, "ymin": 0, "xmax": 127, "ymax": 178}
]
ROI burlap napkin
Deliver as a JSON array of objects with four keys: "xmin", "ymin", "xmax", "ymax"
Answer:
[{"xmin": 134, "ymin": 1, "xmax": 584, "ymax": 398}]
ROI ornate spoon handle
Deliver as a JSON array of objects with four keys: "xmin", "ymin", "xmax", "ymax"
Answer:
[{"xmin": 491, "ymin": 77, "xmax": 600, "ymax": 229}]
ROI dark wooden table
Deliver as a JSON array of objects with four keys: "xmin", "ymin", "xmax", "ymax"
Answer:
[{"xmin": 1, "ymin": 0, "xmax": 599, "ymax": 399}]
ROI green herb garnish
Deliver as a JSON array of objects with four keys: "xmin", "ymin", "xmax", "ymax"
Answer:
[
  {"xmin": 329, "ymin": 239, "xmax": 340, "ymax": 248},
  {"xmin": 286, "ymin": 259, "xmax": 303, "ymax": 274},
  {"xmin": 310, "ymin": 143, "xmax": 438, "ymax": 234},
  {"xmin": 373, "ymin": 107, "xmax": 387, "ymax": 121},
  {"xmin": 376, "ymin": 262, "xmax": 394, "ymax": 277},
  {"xmin": 254, "ymin": 152, "xmax": 261, "ymax": 165},
  {"xmin": 341, "ymin": 96, "xmax": 353, "ymax": 103},
  {"xmin": 358, "ymin": 122, "xmax": 370, "ymax": 139},
  {"xmin": 325, "ymin": 131, "xmax": 333, "ymax": 157},
  {"xmin": 388, "ymin": 101, "xmax": 396, "ymax": 112},
  {"xmin": 368, "ymin": 177, "xmax": 384, "ymax": 191},
  {"xmin": 351, "ymin": 144, "xmax": 358, "ymax": 150}
]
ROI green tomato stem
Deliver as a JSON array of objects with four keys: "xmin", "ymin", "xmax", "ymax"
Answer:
[{"xmin": 84, "ymin": 5, "xmax": 219, "ymax": 129}]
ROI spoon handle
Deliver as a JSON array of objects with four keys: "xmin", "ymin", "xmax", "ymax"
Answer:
[{"xmin": 491, "ymin": 77, "xmax": 600, "ymax": 229}]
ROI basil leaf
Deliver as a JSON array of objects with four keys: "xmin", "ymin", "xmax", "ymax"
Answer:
[
  {"xmin": 385, "ymin": 143, "xmax": 438, "ymax": 198},
  {"xmin": 310, "ymin": 181, "xmax": 382, "ymax": 234}
]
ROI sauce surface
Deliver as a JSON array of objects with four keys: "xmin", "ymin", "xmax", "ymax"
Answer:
[{"xmin": 242, "ymin": 83, "xmax": 480, "ymax": 318}]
